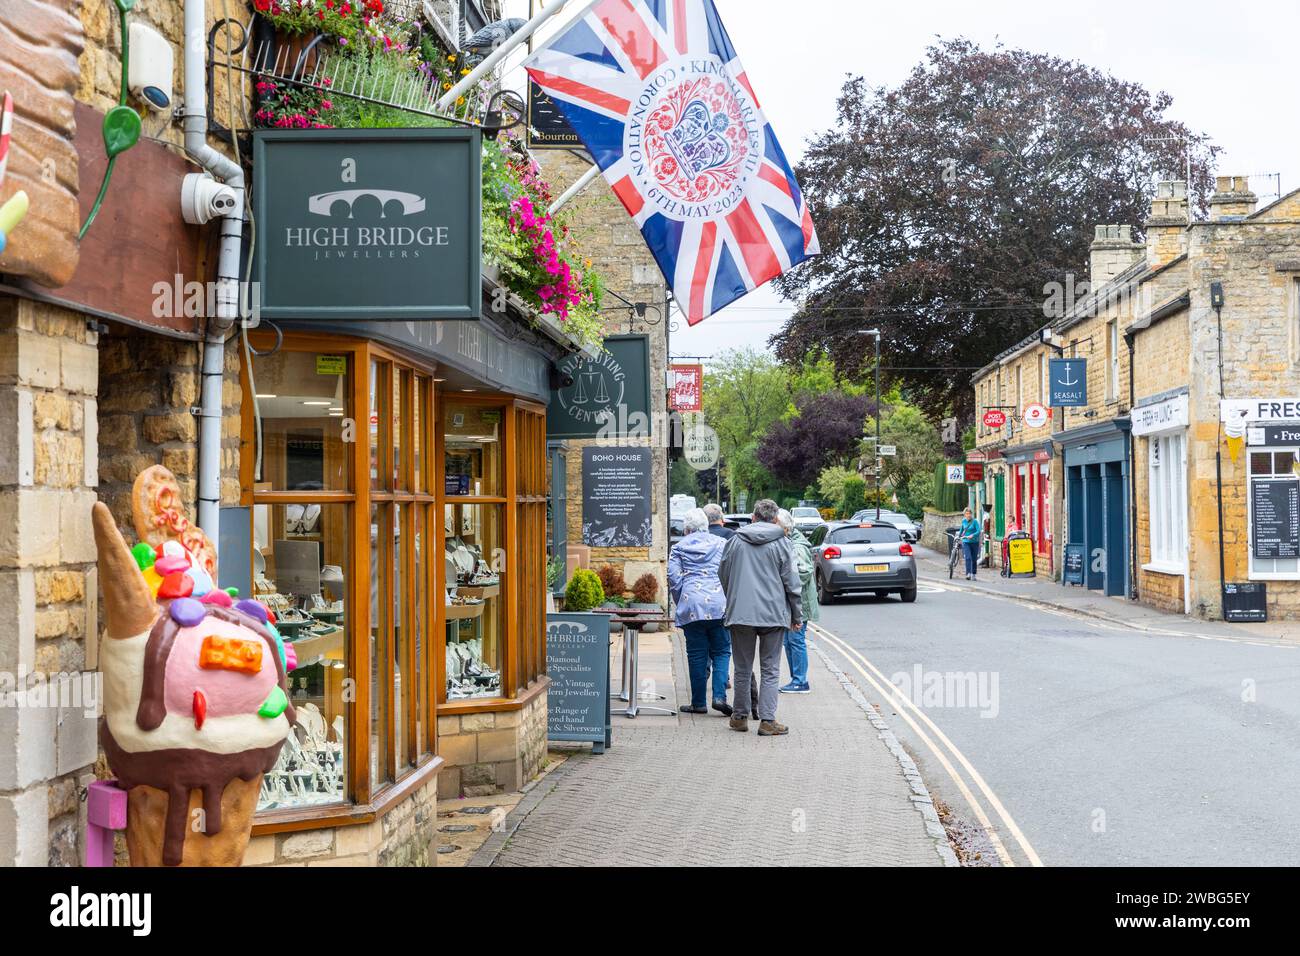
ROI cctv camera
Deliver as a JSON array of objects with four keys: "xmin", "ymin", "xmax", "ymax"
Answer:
[
  {"xmin": 181, "ymin": 173, "xmax": 239, "ymax": 225},
  {"xmin": 128, "ymin": 23, "xmax": 174, "ymax": 112}
]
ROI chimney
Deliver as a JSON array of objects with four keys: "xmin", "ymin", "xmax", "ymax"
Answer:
[
  {"xmin": 1207, "ymin": 175, "xmax": 1257, "ymax": 220},
  {"xmin": 1145, "ymin": 179, "xmax": 1188, "ymax": 267},
  {"xmin": 1089, "ymin": 224, "xmax": 1143, "ymax": 288}
]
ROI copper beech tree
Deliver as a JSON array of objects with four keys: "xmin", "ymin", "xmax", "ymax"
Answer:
[{"xmin": 772, "ymin": 38, "xmax": 1218, "ymax": 421}]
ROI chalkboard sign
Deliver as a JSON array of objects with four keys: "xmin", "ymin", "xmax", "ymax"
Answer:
[
  {"xmin": 1223, "ymin": 582, "xmax": 1267, "ymax": 622},
  {"xmin": 581, "ymin": 446, "xmax": 653, "ymax": 547},
  {"xmin": 1251, "ymin": 479, "xmax": 1300, "ymax": 559},
  {"xmin": 1063, "ymin": 543, "xmax": 1085, "ymax": 586},
  {"xmin": 546, "ymin": 612, "xmax": 611, "ymax": 751}
]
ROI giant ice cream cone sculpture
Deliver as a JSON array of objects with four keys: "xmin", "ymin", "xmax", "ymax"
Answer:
[{"xmin": 94, "ymin": 466, "xmax": 296, "ymax": 866}]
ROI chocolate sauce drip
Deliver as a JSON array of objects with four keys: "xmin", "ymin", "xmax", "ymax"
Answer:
[
  {"xmin": 101, "ymin": 726, "xmax": 285, "ymax": 866},
  {"xmin": 136, "ymin": 601, "xmax": 297, "ymax": 731}
]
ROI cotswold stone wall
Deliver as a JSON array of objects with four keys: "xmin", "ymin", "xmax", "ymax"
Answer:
[
  {"xmin": 0, "ymin": 298, "xmax": 100, "ymax": 866},
  {"xmin": 243, "ymin": 777, "xmax": 440, "ymax": 867},
  {"xmin": 537, "ymin": 151, "xmax": 671, "ymax": 602},
  {"xmin": 436, "ymin": 686, "xmax": 549, "ymax": 799}
]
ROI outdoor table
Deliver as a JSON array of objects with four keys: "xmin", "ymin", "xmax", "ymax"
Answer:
[{"xmin": 602, "ymin": 609, "xmax": 674, "ymax": 719}]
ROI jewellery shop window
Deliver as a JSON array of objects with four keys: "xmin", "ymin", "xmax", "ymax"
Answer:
[
  {"xmin": 444, "ymin": 501, "xmax": 505, "ymax": 700},
  {"xmin": 243, "ymin": 345, "xmax": 354, "ymax": 812}
]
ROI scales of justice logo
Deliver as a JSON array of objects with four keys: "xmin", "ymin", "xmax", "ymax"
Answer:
[
  {"xmin": 556, "ymin": 351, "xmax": 627, "ymax": 425},
  {"xmin": 627, "ymin": 58, "xmax": 761, "ymax": 220}
]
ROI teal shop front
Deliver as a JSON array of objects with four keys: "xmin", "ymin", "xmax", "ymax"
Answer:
[{"xmin": 1061, "ymin": 420, "xmax": 1131, "ymax": 597}]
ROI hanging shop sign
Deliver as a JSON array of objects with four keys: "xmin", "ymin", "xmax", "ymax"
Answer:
[
  {"xmin": 683, "ymin": 423, "xmax": 720, "ymax": 471},
  {"xmin": 252, "ymin": 127, "xmax": 482, "ymax": 321},
  {"xmin": 982, "ymin": 409, "xmax": 1007, "ymax": 429},
  {"xmin": 582, "ymin": 446, "xmax": 653, "ymax": 547},
  {"xmin": 668, "ymin": 364, "xmax": 704, "ymax": 412},
  {"xmin": 964, "ymin": 462, "xmax": 984, "ymax": 482},
  {"xmin": 945, "ymin": 464, "xmax": 966, "ymax": 485},
  {"xmin": 1048, "ymin": 358, "xmax": 1087, "ymax": 407},
  {"xmin": 1022, "ymin": 403, "xmax": 1049, "ymax": 429},
  {"xmin": 1251, "ymin": 479, "xmax": 1300, "ymax": 559},
  {"xmin": 527, "ymin": 80, "xmax": 582, "ymax": 150},
  {"xmin": 548, "ymin": 335, "xmax": 652, "ymax": 438},
  {"xmin": 546, "ymin": 612, "xmax": 612, "ymax": 751},
  {"xmin": 1131, "ymin": 393, "xmax": 1188, "ymax": 436}
]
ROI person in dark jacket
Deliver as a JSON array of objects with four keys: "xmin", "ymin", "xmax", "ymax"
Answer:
[
  {"xmin": 704, "ymin": 502, "xmax": 733, "ymax": 539},
  {"xmin": 718, "ymin": 499, "xmax": 802, "ymax": 736}
]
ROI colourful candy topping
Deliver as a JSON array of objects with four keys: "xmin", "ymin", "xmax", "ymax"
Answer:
[
  {"xmin": 257, "ymin": 685, "xmax": 288, "ymax": 719},
  {"xmin": 169, "ymin": 597, "xmax": 206, "ymax": 627},
  {"xmin": 157, "ymin": 572, "xmax": 194, "ymax": 600},
  {"xmin": 130, "ymin": 542, "xmax": 156, "ymax": 571},
  {"xmin": 193, "ymin": 689, "xmax": 207, "ymax": 730},
  {"xmin": 198, "ymin": 635, "xmax": 263, "ymax": 675},
  {"xmin": 200, "ymin": 589, "xmax": 233, "ymax": 608},
  {"xmin": 235, "ymin": 599, "xmax": 269, "ymax": 623}
]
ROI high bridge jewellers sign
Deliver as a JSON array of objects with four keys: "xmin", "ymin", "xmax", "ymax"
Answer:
[{"xmin": 253, "ymin": 128, "xmax": 481, "ymax": 320}]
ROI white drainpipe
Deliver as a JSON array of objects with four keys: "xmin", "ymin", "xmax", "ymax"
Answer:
[{"xmin": 183, "ymin": 0, "xmax": 245, "ymax": 551}]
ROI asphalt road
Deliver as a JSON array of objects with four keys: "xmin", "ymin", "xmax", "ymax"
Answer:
[{"xmin": 814, "ymin": 577, "xmax": 1300, "ymax": 866}]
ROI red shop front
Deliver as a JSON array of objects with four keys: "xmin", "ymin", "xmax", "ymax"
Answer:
[{"xmin": 1005, "ymin": 444, "xmax": 1054, "ymax": 572}]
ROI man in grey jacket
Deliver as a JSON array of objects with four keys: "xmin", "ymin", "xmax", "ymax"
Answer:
[{"xmin": 718, "ymin": 499, "xmax": 803, "ymax": 736}]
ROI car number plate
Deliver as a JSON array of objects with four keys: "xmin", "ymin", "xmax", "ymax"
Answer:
[{"xmin": 855, "ymin": 564, "xmax": 888, "ymax": 573}]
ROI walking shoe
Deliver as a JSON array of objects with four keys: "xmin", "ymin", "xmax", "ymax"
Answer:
[
  {"xmin": 679, "ymin": 704, "xmax": 707, "ymax": 714},
  {"xmin": 778, "ymin": 681, "xmax": 801, "ymax": 694},
  {"xmin": 711, "ymin": 699, "xmax": 733, "ymax": 716},
  {"xmin": 758, "ymin": 720, "xmax": 789, "ymax": 736},
  {"xmin": 791, "ymin": 683, "xmax": 811, "ymax": 694},
  {"xmin": 728, "ymin": 715, "xmax": 750, "ymax": 732}
]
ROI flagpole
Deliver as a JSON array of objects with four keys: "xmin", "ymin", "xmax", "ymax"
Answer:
[
  {"xmin": 548, "ymin": 164, "xmax": 602, "ymax": 216},
  {"xmin": 433, "ymin": 0, "xmax": 582, "ymax": 112}
]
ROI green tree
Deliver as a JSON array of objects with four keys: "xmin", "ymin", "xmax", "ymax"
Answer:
[
  {"xmin": 670, "ymin": 458, "xmax": 700, "ymax": 497},
  {"xmin": 864, "ymin": 402, "xmax": 943, "ymax": 493},
  {"xmin": 703, "ymin": 348, "xmax": 791, "ymax": 505},
  {"xmin": 841, "ymin": 475, "xmax": 868, "ymax": 517}
]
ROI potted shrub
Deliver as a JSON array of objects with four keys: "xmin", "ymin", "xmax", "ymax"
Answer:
[
  {"xmin": 630, "ymin": 572, "xmax": 665, "ymax": 632},
  {"xmin": 563, "ymin": 568, "xmax": 605, "ymax": 613}
]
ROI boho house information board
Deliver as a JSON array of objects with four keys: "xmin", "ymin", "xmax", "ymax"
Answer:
[{"xmin": 581, "ymin": 446, "xmax": 653, "ymax": 547}]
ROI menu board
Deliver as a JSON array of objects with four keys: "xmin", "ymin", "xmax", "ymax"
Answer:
[
  {"xmin": 1063, "ymin": 544, "xmax": 1085, "ymax": 586},
  {"xmin": 546, "ymin": 613, "xmax": 611, "ymax": 751},
  {"xmin": 1223, "ymin": 582, "xmax": 1268, "ymax": 623},
  {"xmin": 1251, "ymin": 479, "xmax": 1300, "ymax": 559},
  {"xmin": 581, "ymin": 447, "xmax": 653, "ymax": 547}
]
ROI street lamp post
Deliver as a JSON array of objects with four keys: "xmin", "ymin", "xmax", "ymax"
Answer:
[{"xmin": 858, "ymin": 329, "xmax": 882, "ymax": 520}]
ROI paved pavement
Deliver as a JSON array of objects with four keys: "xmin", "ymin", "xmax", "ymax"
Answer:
[
  {"xmin": 489, "ymin": 627, "xmax": 951, "ymax": 867},
  {"xmin": 815, "ymin": 570, "xmax": 1300, "ymax": 866}
]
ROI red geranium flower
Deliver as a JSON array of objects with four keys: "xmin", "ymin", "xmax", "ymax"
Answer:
[{"xmin": 254, "ymin": 0, "xmax": 270, "ymax": 10}]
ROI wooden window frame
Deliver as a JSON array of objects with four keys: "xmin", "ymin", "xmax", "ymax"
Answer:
[{"xmin": 241, "ymin": 332, "xmax": 442, "ymax": 836}]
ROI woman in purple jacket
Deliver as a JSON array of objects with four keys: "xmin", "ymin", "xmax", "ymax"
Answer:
[{"xmin": 667, "ymin": 508, "xmax": 733, "ymax": 716}]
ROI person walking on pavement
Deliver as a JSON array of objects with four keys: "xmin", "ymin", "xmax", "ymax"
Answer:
[
  {"xmin": 777, "ymin": 508, "xmax": 818, "ymax": 694},
  {"xmin": 667, "ymin": 508, "xmax": 734, "ymax": 717},
  {"xmin": 959, "ymin": 506, "xmax": 981, "ymax": 580},
  {"xmin": 704, "ymin": 502, "xmax": 733, "ymax": 540},
  {"xmin": 718, "ymin": 499, "xmax": 802, "ymax": 736}
]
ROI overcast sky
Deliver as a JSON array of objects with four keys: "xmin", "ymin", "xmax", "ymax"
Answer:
[{"xmin": 505, "ymin": 0, "xmax": 1300, "ymax": 361}]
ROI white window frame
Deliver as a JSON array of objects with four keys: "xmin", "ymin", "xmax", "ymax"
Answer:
[
  {"xmin": 1247, "ymin": 445, "xmax": 1300, "ymax": 581},
  {"xmin": 1143, "ymin": 429, "xmax": 1188, "ymax": 574},
  {"xmin": 1107, "ymin": 319, "xmax": 1119, "ymax": 401}
]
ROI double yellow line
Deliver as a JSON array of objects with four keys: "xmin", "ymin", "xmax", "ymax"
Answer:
[{"xmin": 813, "ymin": 623, "xmax": 1044, "ymax": 867}]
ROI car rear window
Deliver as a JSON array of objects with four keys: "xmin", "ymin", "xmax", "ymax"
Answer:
[
  {"xmin": 792, "ymin": 508, "xmax": 819, "ymax": 517},
  {"xmin": 829, "ymin": 526, "xmax": 902, "ymax": 544}
]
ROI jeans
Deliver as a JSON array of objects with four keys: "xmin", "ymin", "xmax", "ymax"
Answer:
[
  {"xmin": 962, "ymin": 539, "xmax": 979, "ymax": 576},
  {"xmin": 729, "ymin": 625, "xmax": 785, "ymax": 720},
  {"xmin": 784, "ymin": 623, "xmax": 809, "ymax": 685},
  {"xmin": 682, "ymin": 619, "xmax": 731, "ymax": 708}
]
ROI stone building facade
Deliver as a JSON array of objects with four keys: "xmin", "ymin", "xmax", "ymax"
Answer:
[
  {"xmin": 972, "ymin": 175, "xmax": 1300, "ymax": 619},
  {"xmin": 539, "ymin": 151, "xmax": 672, "ymax": 603}
]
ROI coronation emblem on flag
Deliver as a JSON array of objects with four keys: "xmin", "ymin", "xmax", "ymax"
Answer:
[{"xmin": 525, "ymin": 0, "xmax": 818, "ymax": 324}]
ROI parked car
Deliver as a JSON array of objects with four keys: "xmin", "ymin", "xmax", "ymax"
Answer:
[
  {"xmin": 723, "ymin": 513, "xmax": 752, "ymax": 530},
  {"xmin": 810, "ymin": 521, "xmax": 917, "ymax": 603},
  {"xmin": 790, "ymin": 506, "xmax": 825, "ymax": 534},
  {"xmin": 669, "ymin": 515, "xmax": 687, "ymax": 548},
  {"xmin": 851, "ymin": 508, "xmax": 920, "ymax": 542}
]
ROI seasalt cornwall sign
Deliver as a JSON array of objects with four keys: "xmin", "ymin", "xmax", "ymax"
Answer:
[{"xmin": 253, "ymin": 128, "xmax": 481, "ymax": 320}]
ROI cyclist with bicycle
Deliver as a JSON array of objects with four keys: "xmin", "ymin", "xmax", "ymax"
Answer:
[{"xmin": 957, "ymin": 507, "xmax": 982, "ymax": 580}]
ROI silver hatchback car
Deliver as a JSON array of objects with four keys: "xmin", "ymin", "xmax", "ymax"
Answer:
[{"xmin": 809, "ymin": 521, "xmax": 918, "ymax": 603}]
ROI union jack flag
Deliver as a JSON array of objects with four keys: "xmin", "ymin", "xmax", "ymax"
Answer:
[{"xmin": 524, "ymin": 0, "xmax": 818, "ymax": 324}]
